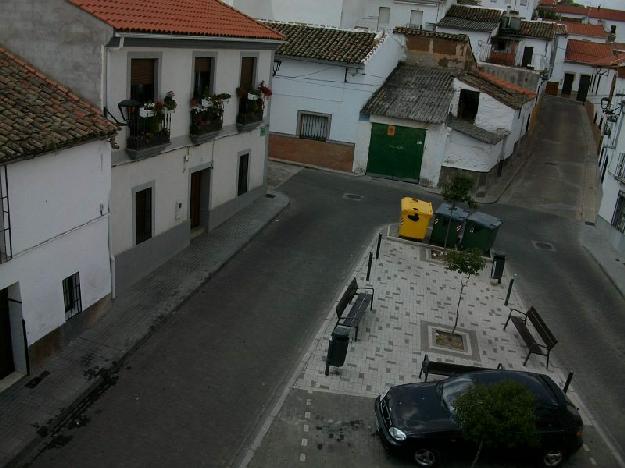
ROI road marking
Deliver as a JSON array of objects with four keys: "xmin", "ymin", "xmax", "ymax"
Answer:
[
  {"xmin": 301, "ymin": 438, "xmax": 308, "ymax": 447},
  {"xmin": 590, "ymin": 457, "xmax": 597, "ymax": 466},
  {"xmin": 303, "ymin": 424, "xmax": 309, "ymax": 433},
  {"xmin": 306, "ymin": 399, "xmax": 311, "ymax": 406},
  {"xmin": 299, "ymin": 453, "xmax": 306, "ymax": 462},
  {"xmin": 304, "ymin": 411, "xmax": 311, "ymax": 420},
  {"xmin": 584, "ymin": 444, "xmax": 590, "ymax": 452}
]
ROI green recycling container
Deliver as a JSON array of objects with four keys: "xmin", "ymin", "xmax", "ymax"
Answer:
[
  {"xmin": 460, "ymin": 211, "xmax": 503, "ymax": 256},
  {"xmin": 430, "ymin": 203, "xmax": 469, "ymax": 247}
]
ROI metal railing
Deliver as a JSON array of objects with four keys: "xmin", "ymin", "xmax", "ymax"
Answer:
[
  {"xmin": 613, "ymin": 152, "xmax": 625, "ymax": 182},
  {"xmin": 0, "ymin": 165, "xmax": 12, "ymax": 264},
  {"xmin": 126, "ymin": 106, "xmax": 172, "ymax": 152}
]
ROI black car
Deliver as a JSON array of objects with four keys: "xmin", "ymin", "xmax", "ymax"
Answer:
[{"xmin": 375, "ymin": 370, "xmax": 583, "ymax": 467}]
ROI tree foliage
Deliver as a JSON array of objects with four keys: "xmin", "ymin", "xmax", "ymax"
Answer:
[
  {"xmin": 441, "ymin": 174, "xmax": 477, "ymax": 209},
  {"xmin": 445, "ymin": 248, "xmax": 486, "ymax": 277},
  {"xmin": 454, "ymin": 380, "xmax": 538, "ymax": 466}
]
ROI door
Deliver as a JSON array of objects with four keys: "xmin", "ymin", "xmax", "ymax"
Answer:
[
  {"xmin": 577, "ymin": 74, "xmax": 592, "ymax": 102},
  {"xmin": 561, "ymin": 73, "xmax": 574, "ymax": 96},
  {"xmin": 521, "ymin": 46, "xmax": 533, "ymax": 68},
  {"xmin": 190, "ymin": 171, "xmax": 202, "ymax": 228},
  {"xmin": 367, "ymin": 123, "xmax": 425, "ymax": 180},
  {"xmin": 0, "ymin": 288, "xmax": 14, "ymax": 379}
]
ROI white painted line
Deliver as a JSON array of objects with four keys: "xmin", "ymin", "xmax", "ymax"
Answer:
[
  {"xmin": 304, "ymin": 411, "xmax": 311, "ymax": 420},
  {"xmin": 303, "ymin": 424, "xmax": 309, "ymax": 433},
  {"xmin": 590, "ymin": 457, "xmax": 597, "ymax": 466},
  {"xmin": 301, "ymin": 438, "xmax": 308, "ymax": 447},
  {"xmin": 306, "ymin": 399, "xmax": 312, "ymax": 406},
  {"xmin": 299, "ymin": 453, "xmax": 306, "ymax": 462},
  {"xmin": 584, "ymin": 444, "xmax": 590, "ymax": 452}
]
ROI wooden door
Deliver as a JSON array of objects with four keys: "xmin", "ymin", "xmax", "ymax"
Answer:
[
  {"xmin": 521, "ymin": 47, "xmax": 533, "ymax": 67},
  {"xmin": 367, "ymin": 124, "xmax": 425, "ymax": 181},
  {"xmin": 0, "ymin": 288, "xmax": 14, "ymax": 379},
  {"xmin": 562, "ymin": 73, "xmax": 574, "ymax": 96},
  {"xmin": 190, "ymin": 171, "xmax": 202, "ymax": 228}
]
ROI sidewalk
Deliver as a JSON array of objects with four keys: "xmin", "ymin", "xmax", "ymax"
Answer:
[
  {"xmin": 246, "ymin": 229, "xmax": 609, "ymax": 468},
  {"xmin": 580, "ymin": 224, "xmax": 625, "ymax": 299},
  {"xmin": 0, "ymin": 191, "xmax": 289, "ymax": 467}
]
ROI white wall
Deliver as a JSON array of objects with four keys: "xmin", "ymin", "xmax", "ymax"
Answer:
[
  {"xmin": 350, "ymin": 0, "xmax": 456, "ymax": 31},
  {"xmin": 438, "ymin": 28, "xmax": 494, "ymax": 60},
  {"xmin": 353, "ymin": 115, "xmax": 449, "ymax": 185},
  {"xmin": 0, "ymin": 140, "xmax": 112, "ymax": 344},
  {"xmin": 550, "ymin": 35, "xmax": 568, "ymax": 82},
  {"xmin": 514, "ymin": 37, "xmax": 553, "ymax": 71},
  {"xmin": 443, "ymin": 129, "xmax": 504, "ymax": 171},
  {"xmin": 558, "ymin": 62, "xmax": 596, "ymax": 92},
  {"xmin": 106, "ymin": 47, "xmax": 273, "ymax": 152},
  {"xmin": 478, "ymin": 0, "xmax": 538, "ymax": 19},
  {"xmin": 269, "ymin": 33, "xmax": 403, "ymax": 144},
  {"xmin": 597, "ymin": 19, "xmax": 625, "ymax": 42}
]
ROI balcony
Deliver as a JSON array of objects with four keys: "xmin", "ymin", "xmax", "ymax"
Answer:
[
  {"xmin": 120, "ymin": 100, "xmax": 173, "ymax": 159},
  {"xmin": 236, "ymin": 92, "xmax": 265, "ymax": 131},
  {"xmin": 488, "ymin": 50, "xmax": 516, "ymax": 67},
  {"xmin": 189, "ymin": 94, "xmax": 230, "ymax": 144}
]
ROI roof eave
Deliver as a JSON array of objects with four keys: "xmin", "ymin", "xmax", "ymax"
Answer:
[
  {"xmin": 275, "ymin": 54, "xmax": 365, "ymax": 68},
  {"xmin": 114, "ymin": 31, "xmax": 285, "ymax": 45}
]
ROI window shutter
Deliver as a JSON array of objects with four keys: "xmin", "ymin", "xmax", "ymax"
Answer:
[
  {"xmin": 195, "ymin": 57, "xmax": 211, "ymax": 73},
  {"xmin": 131, "ymin": 59, "xmax": 155, "ymax": 86}
]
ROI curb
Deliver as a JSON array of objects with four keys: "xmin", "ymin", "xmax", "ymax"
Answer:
[{"xmin": 7, "ymin": 193, "xmax": 291, "ymax": 467}]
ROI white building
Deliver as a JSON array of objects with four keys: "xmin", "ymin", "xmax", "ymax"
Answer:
[
  {"xmin": 0, "ymin": 47, "xmax": 116, "ymax": 381},
  {"xmin": 264, "ymin": 22, "xmax": 403, "ymax": 172},
  {"xmin": 356, "ymin": 61, "xmax": 535, "ymax": 187},
  {"xmin": 475, "ymin": 0, "xmax": 539, "ymax": 20},
  {"xmin": 1, "ymin": 0, "xmax": 284, "ymax": 294},
  {"xmin": 436, "ymin": 4, "xmax": 503, "ymax": 56},
  {"xmin": 227, "ymin": 0, "xmax": 457, "ymax": 32},
  {"xmin": 596, "ymin": 66, "xmax": 625, "ymax": 256},
  {"xmin": 553, "ymin": 4, "xmax": 625, "ymax": 42}
]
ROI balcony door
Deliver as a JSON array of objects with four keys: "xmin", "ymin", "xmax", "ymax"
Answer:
[
  {"xmin": 130, "ymin": 58, "xmax": 156, "ymax": 104},
  {"xmin": 239, "ymin": 57, "xmax": 256, "ymax": 114}
]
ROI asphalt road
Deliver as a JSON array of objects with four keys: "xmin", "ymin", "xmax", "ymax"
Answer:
[{"xmin": 27, "ymin": 96, "xmax": 625, "ymax": 467}]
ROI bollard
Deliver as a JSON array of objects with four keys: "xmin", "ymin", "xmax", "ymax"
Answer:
[
  {"xmin": 504, "ymin": 275, "xmax": 517, "ymax": 306},
  {"xmin": 366, "ymin": 252, "xmax": 373, "ymax": 281},
  {"xmin": 563, "ymin": 372, "xmax": 574, "ymax": 393},
  {"xmin": 376, "ymin": 233, "xmax": 382, "ymax": 259}
]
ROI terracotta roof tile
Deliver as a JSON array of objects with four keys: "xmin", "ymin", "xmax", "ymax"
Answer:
[
  {"xmin": 519, "ymin": 20, "xmax": 560, "ymax": 40},
  {"xmin": 264, "ymin": 22, "xmax": 379, "ymax": 64},
  {"xmin": 394, "ymin": 26, "xmax": 470, "ymax": 43},
  {"xmin": 458, "ymin": 71, "xmax": 535, "ymax": 109},
  {"xmin": 69, "ymin": 0, "xmax": 284, "ymax": 40},
  {"xmin": 438, "ymin": 4, "xmax": 502, "ymax": 32},
  {"xmin": 565, "ymin": 39, "xmax": 625, "ymax": 66},
  {"xmin": 447, "ymin": 115, "xmax": 508, "ymax": 144},
  {"xmin": 0, "ymin": 47, "xmax": 116, "ymax": 164},
  {"xmin": 363, "ymin": 63, "xmax": 454, "ymax": 123},
  {"xmin": 555, "ymin": 4, "xmax": 625, "ymax": 22},
  {"xmin": 562, "ymin": 21, "xmax": 608, "ymax": 38}
]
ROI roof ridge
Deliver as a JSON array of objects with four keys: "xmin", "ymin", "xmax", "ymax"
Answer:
[{"xmin": 262, "ymin": 19, "xmax": 374, "ymax": 34}]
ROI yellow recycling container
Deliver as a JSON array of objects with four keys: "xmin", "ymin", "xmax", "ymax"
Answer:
[{"xmin": 399, "ymin": 197, "xmax": 433, "ymax": 241}]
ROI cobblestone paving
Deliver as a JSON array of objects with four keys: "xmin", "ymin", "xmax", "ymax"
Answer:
[{"xmin": 294, "ymin": 231, "xmax": 584, "ymax": 412}]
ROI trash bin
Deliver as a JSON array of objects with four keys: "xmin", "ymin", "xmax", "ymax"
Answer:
[
  {"xmin": 430, "ymin": 203, "xmax": 469, "ymax": 247},
  {"xmin": 460, "ymin": 212, "xmax": 503, "ymax": 256},
  {"xmin": 398, "ymin": 197, "xmax": 433, "ymax": 241},
  {"xmin": 490, "ymin": 251, "xmax": 505, "ymax": 284},
  {"xmin": 325, "ymin": 325, "xmax": 351, "ymax": 376}
]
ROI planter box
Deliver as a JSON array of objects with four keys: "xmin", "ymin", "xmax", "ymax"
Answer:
[
  {"xmin": 190, "ymin": 117, "xmax": 223, "ymax": 144},
  {"xmin": 236, "ymin": 111, "xmax": 263, "ymax": 131}
]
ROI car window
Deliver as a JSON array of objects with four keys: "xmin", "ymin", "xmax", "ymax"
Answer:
[{"xmin": 440, "ymin": 376, "xmax": 473, "ymax": 411}]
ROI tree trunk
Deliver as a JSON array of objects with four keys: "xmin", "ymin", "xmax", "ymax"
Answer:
[
  {"xmin": 451, "ymin": 277, "xmax": 467, "ymax": 335},
  {"xmin": 443, "ymin": 201, "xmax": 456, "ymax": 250},
  {"xmin": 471, "ymin": 440, "xmax": 484, "ymax": 468}
]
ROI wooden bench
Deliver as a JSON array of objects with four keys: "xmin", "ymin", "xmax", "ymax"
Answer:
[
  {"xmin": 335, "ymin": 278, "xmax": 374, "ymax": 341},
  {"xmin": 418, "ymin": 354, "xmax": 503, "ymax": 382},
  {"xmin": 504, "ymin": 306, "xmax": 557, "ymax": 368}
]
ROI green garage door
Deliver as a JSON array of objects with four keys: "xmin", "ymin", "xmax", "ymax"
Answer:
[{"xmin": 366, "ymin": 123, "xmax": 426, "ymax": 180}]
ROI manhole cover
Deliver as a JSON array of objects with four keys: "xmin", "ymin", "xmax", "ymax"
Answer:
[
  {"xmin": 533, "ymin": 241, "xmax": 555, "ymax": 251},
  {"xmin": 343, "ymin": 193, "xmax": 364, "ymax": 201}
]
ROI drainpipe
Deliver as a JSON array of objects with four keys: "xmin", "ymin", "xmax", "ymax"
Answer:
[{"xmin": 108, "ymin": 191, "xmax": 116, "ymax": 300}]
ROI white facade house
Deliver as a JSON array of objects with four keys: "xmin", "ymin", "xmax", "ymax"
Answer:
[
  {"xmin": 228, "ymin": 0, "xmax": 457, "ymax": 31},
  {"xmin": 436, "ymin": 4, "xmax": 503, "ymax": 57},
  {"xmin": 0, "ymin": 47, "xmax": 116, "ymax": 380},
  {"xmin": 477, "ymin": 0, "xmax": 539, "ymax": 20},
  {"xmin": 265, "ymin": 22, "xmax": 404, "ymax": 172},
  {"xmin": 596, "ymin": 67, "xmax": 625, "ymax": 256},
  {"xmin": 553, "ymin": 4, "xmax": 625, "ymax": 42},
  {"xmin": 0, "ymin": 0, "xmax": 283, "ymax": 294}
]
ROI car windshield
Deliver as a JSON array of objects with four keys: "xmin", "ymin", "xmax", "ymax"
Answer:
[{"xmin": 438, "ymin": 376, "xmax": 473, "ymax": 412}]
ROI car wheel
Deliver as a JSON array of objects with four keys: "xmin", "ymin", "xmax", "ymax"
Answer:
[
  {"xmin": 413, "ymin": 448, "xmax": 439, "ymax": 467},
  {"xmin": 542, "ymin": 448, "xmax": 564, "ymax": 467}
]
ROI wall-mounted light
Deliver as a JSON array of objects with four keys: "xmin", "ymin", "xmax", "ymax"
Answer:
[{"xmin": 272, "ymin": 60, "xmax": 282, "ymax": 77}]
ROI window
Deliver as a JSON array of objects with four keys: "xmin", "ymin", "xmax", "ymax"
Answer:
[
  {"xmin": 135, "ymin": 187, "xmax": 152, "ymax": 245},
  {"xmin": 63, "ymin": 272, "xmax": 82, "ymax": 320},
  {"xmin": 193, "ymin": 57, "xmax": 214, "ymax": 99},
  {"xmin": 130, "ymin": 58, "xmax": 157, "ymax": 104},
  {"xmin": 409, "ymin": 10, "xmax": 423, "ymax": 27},
  {"xmin": 239, "ymin": 57, "xmax": 257, "ymax": 114},
  {"xmin": 614, "ymin": 152, "xmax": 625, "ymax": 181},
  {"xmin": 238, "ymin": 153, "xmax": 249, "ymax": 196},
  {"xmin": 378, "ymin": 7, "xmax": 390, "ymax": 30},
  {"xmin": 299, "ymin": 112, "xmax": 331, "ymax": 141},
  {"xmin": 612, "ymin": 191, "xmax": 625, "ymax": 233},
  {"xmin": 458, "ymin": 89, "xmax": 480, "ymax": 122},
  {"xmin": 522, "ymin": 46, "xmax": 533, "ymax": 67},
  {"xmin": 520, "ymin": 0, "xmax": 528, "ymax": 5}
]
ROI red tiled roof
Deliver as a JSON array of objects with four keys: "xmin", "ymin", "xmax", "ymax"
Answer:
[
  {"xmin": 562, "ymin": 21, "xmax": 608, "ymax": 38},
  {"xmin": 477, "ymin": 70, "xmax": 537, "ymax": 98},
  {"xmin": 0, "ymin": 47, "xmax": 117, "ymax": 164},
  {"xmin": 538, "ymin": 0, "xmax": 557, "ymax": 6},
  {"xmin": 68, "ymin": 0, "xmax": 284, "ymax": 40},
  {"xmin": 555, "ymin": 4, "xmax": 625, "ymax": 22},
  {"xmin": 565, "ymin": 39, "xmax": 625, "ymax": 66}
]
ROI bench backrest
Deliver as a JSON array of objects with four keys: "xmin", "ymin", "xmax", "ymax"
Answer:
[
  {"xmin": 527, "ymin": 307, "xmax": 557, "ymax": 348},
  {"xmin": 336, "ymin": 278, "xmax": 358, "ymax": 319}
]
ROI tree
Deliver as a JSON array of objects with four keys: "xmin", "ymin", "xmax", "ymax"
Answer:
[
  {"xmin": 441, "ymin": 174, "xmax": 477, "ymax": 249},
  {"xmin": 444, "ymin": 248, "xmax": 486, "ymax": 334},
  {"xmin": 454, "ymin": 380, "xmax": 538, "ymax": 467}
]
